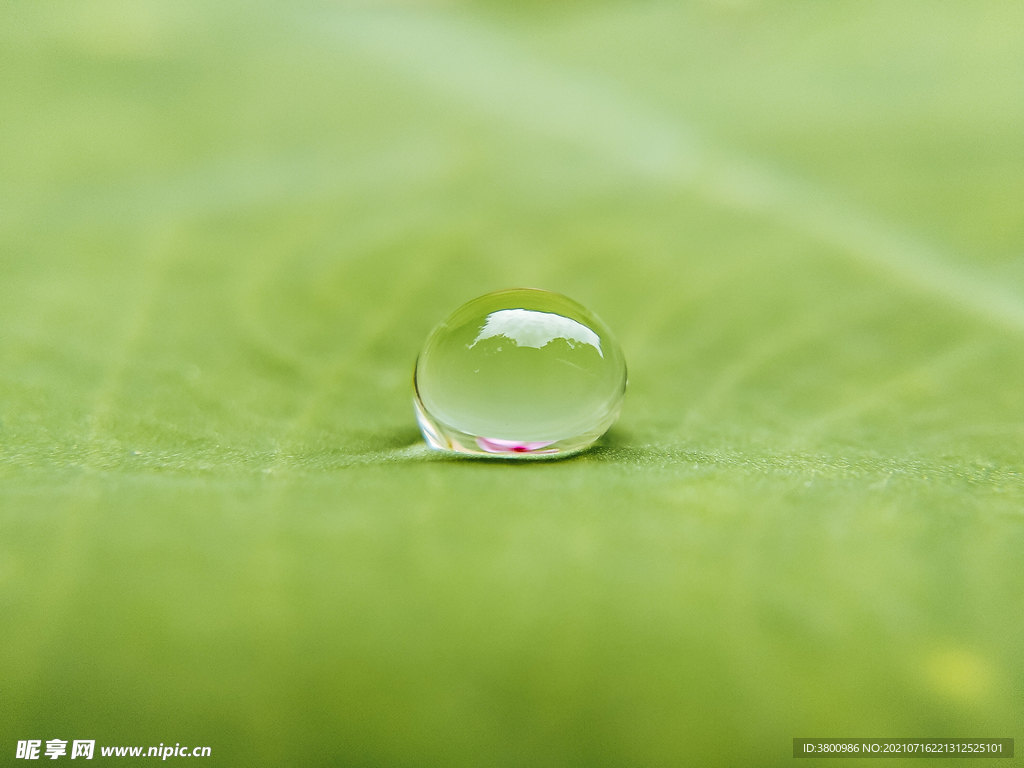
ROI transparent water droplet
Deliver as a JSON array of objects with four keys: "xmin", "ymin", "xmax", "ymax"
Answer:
[{"xmin": 414, "ymin": 289, "xmax": 627, "ymax": 459}]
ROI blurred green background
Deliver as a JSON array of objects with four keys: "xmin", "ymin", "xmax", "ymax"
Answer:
[{"xmin": 2, "ymin": 0, "xmax": 1022, "ymax": 765}]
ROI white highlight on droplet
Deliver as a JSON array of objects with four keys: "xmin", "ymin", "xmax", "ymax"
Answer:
[{"xmin": 468, "ymin": 308, "xmax": 603, "ymax": 357}]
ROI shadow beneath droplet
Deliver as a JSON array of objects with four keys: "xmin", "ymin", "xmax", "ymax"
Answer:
[
  {"xmin": 343, "ymin": 425, "xmax": 657, "ymax": 467},
  {"xmin": 416, "ymin": 426, "xmax": 649, "ymax": 466}
]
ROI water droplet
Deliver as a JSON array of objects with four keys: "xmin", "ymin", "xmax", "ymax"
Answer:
[{"xmin": 414, "ymin": 289, "xmax": 626, "ymax": 458}]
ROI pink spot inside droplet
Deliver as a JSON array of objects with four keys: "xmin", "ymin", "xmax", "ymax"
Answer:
[{"xmin": 476, "ymin": 437, "xmax": 558, "ymax": 455}]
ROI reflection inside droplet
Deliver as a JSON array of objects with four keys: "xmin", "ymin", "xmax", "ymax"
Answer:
[{"xmin": 468, "ymin": 308, "xmax": 604, "ymax": 357}]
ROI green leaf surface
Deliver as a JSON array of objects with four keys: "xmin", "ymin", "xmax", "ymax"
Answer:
[{"xmin": 2, "ymin": 1, "xmax": 1022, "ymax": 765}]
